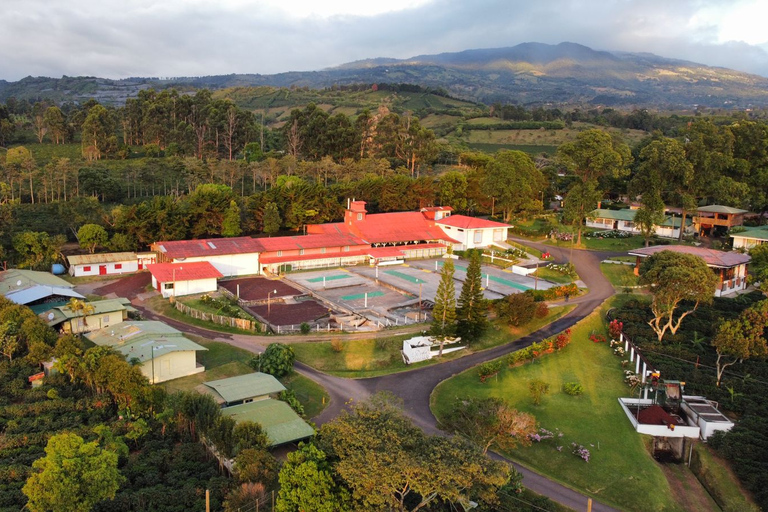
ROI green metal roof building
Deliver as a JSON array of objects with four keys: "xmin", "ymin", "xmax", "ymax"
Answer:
[
  {"xmin": 199, "ymin": 373, "xmax": 286, "ymax": 406},
  {"xmin": 222, "ymin": 398, "xmax": 315, "ymax": 447}
]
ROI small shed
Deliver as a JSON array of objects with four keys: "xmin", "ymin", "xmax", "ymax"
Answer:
[
  {"xmin": 198, "ymin": 373, "xmax": 286, "ymax": 406},
  {"xmin": 147, "ymin": 261, "xmax": 223, "ymax": 298},
  {"xmin": 67, "ymin": 252, "xmax": 141, "ymax": 277},
  {"xmin": 221, "ymin": 399, "xmax": 315, "ymax": 447}
]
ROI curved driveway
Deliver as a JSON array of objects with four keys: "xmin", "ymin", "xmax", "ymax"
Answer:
[{"xmin": 98, "ymin": 241, "xmax": 621, "ymax": 511}]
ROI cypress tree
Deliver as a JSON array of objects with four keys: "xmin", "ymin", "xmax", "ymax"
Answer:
[
  {"xmin": 457, "ymin": 250, "xmax": 488, "ymax": 343},
  {"xmin": 431, "ymin": 259, "xmax": 457, "ymax": 356}
]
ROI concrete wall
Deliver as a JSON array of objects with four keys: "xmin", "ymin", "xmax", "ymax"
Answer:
[
  {"xmin": 438, "ymin": 226, "xmax": 507, "ymax": 250},
  {"xmin": 70, "ymin": 260, "xmax": 139, "ymax": 277},
  {"xmin": 732, "ymin": 236, "xmax": 766, "ymax": 250},
  {"xmin": 177, "ymin": 254, "xmax": 259, "ymax": 277},
  {"xmin": 64, "ymin": 310, "xmax": 128, "ymax": 334},
  {"xmin": 154, "ymin": 276, "xmax": 219, "ymax": 298},
  {"xmin": 140, "ymin": 351, "xmax": 204, "ymax": 384}
]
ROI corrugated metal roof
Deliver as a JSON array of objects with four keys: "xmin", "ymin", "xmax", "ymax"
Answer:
[
  {"xmin": 590, "ymin": 208, "xmax": 637, "ymax": 222},
  {"xmin": 696, "ymin": 205, "xmax": 749, "ymax": 215},
  {"xmin": 221, "ymin": 399, "xmax": 315, "ymax": 446},
  {"xmin": 202, "ymin": 373, "xmax": 286, "ymax": 404},
  {"xmin": 85, "ymin": 320, "xmax": 207, "ymax": 361},
  {"xmin": 152, "ymin": 237, "xmax": 263, "ymax": 259},
  {"xmin": 146, "ymin": 261, "xmax": 223, "ymax": 282},
  {"xmin": 67, "ymin": 252, "xmax": 137, "ymax": 266},
  {"xmin": 40, "ymin": 298, "xmax": 130, "ymax": 325},
  {"xmin": 628, "ymin": 245, "xmax": 751, "ymax": 268},
  {"xmin": 5, "ymin": 286, "xmax": 84, "ymax": 305},
  {"xmin": 731, "ymin": 227, "xmax": 768, "ymax": 241},
  {"xmin": 0, "ymin": 269, "xmax": 75, "ymax": 295}
]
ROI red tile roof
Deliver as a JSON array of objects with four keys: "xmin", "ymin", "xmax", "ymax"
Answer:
[
  {"xmin": 628, "ymin": 245, "xmax": 751, "ymax": 268},
  {"xmin": 146, "ymin": 261, "xmax": 223, "ymax": 283},
  {"xmin": 348, "ymin": 212, "xmax": 458, "ymax": 244},
  {"xmin": 437, "ymin": 215, "xmax": 510, "ymax": 229},
  {"xmin": 153, "ymin": 237, "xmax": 262, "ymax": 259},
  {"xmin": 255, "ymin": 233, "xmax": 366, "ymax": 252},
  {"xmin": 259, "ymin": 249, "xmax": 370, "ymax": 264}
]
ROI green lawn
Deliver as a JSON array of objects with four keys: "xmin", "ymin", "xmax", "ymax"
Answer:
[
  {"xmin": 690, "ymin": 443, "xmax": 761, "ymax": 512},
  {"xmin": 544, "ymin": 232, "xmax": 647, "ymax": 252},
  {"xmin": 508, "ymin": 241, "xmax": 543, "ymax": 259},
  {"xmin": 161, "ymin": 338, "xmax": 329, "ymax": 419},
  {"xmin": 179, "ymin": 296, "xmax": 255, "ymax": 321},
  {"xmin": 534, "ymin": 267, "xmax": 576, "ymax": 284},
  {"xmin": 292, "ymin": 306, "xmax": 575, "ymax": 378},
  {"xmin": 430, "ymin": 296, "xmax": 682, "ymax": 512},
  {"xmin": 600, "ymin": 262, "xmax": 640, "ymax": 288}
]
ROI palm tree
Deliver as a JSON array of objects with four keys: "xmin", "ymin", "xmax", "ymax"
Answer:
[{"xmin": 67, "ymin": 298, "xmax": 95, "ymax": 333}]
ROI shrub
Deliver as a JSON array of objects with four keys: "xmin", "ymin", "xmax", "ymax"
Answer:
[
  {"xmin": 563, "ymin": 382, "xmax": 584, "ymax": 396},
  {"xmin": 300, "ymin": 322, "xmax": 311, "ymax": 335},
  {"xmin": 278, "ymin": 389, "xmax": 305, "ymax": 417},
  {"xmin": 248, "ymin": 343, "xmax": 295, "ymax": 377},
  {"xmin": 535, "ymin": 302, "xmax": 549, "ymax": 319},
  {"xmin": 478, "ymin": 361, "xmax": 502, "ymax": 382},
  {"xmin": 330, "ymin": 338, "xmax": 344, "ymax": 353},
  {"xmin": 529, "ymin": 380, "xmax": 550, "ymax": 405},
  {"xmin": 554, "ymin": 329, "xmax": 572, "ymax": 349},
  {"xmin": 608, "ymin": 319, "xmax": 623, "ymax": 340},
  {"xmin": 496, "ymin": 292, "xmax": 537, "ymax": 326}
]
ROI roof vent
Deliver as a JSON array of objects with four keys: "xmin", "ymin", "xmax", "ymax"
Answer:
[{"xmin": 207, "ymin": 242, "xmax": 217, "ymax": 249}]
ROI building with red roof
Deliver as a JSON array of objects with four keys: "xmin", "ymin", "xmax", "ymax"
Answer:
[
  {"xmin": 628, "ymin": 245, "xmax": 751, "ymax": 297},
  {"xmin": 150, "ymin": 201, "xmax": 510, "ymax": 277},
  {"xmin": 147, "ymin": 262, "xmax": 223, "ymax": 298}
]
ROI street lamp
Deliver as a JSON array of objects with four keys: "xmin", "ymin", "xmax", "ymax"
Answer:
[{"xmin": 267, "ymin": 289, "xmax": 277, "ymax": 316}]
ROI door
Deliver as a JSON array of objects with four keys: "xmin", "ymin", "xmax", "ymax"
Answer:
[{"xmin": 99, "ymin": 265, "xmax": 107, "ymax": 275}]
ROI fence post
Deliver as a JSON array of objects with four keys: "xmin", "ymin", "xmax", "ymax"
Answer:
[
  {"xmin": 641, "ymin": 361, "xmax": 647, "ymax": 383},
  {"xmin": 635, "ymin": 357, "xmax": 640, "ymax": 375}
]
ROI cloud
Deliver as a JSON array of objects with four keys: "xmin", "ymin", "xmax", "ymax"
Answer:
[{"xmin": 1, "ymin": 0, "xmax": 768, "ymax": 81}]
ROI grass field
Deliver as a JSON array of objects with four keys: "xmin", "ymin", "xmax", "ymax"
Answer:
[
  {"xmin": 465, "ymin": 143, "xmax": 559, "ymax": 156},
  {"xmin": 430, "ymin": 295, "xmax": 682, "ymax": 512},
  {"xmin": 179, "ymin": 296, "xmax": 254, "ymax": 320},
  {"xmin": 534, "ymin": 267, "xmax": 576, "ymax": 284},
  {"xmin": 690, "ymin": 443, "xmax": 761, "ymax": 512},
  {"xmin": 600, "ymin": 262, "xmax": 640, "ymax": 288},
  {"xmin": 544, "ymin": 232, "xmax": 647, "ymax": 252},
  {"xmin": 292, "ymin": 305, "xmax": 574, "ymax": 378},
  {"xmin": 161, "ymin": 338, "xmax": 329, "ymax": 419}
]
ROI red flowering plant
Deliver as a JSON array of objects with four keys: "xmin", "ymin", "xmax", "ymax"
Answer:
[
  {"xmin": 589, "ymin": 333, "xmax": 607, "ymax": 343},
  {"xmin": 608, "ymin": 319, "xmax": 623, "ymax": 340},
  {"xmin": 554, "ymin": 328, "xmax": 572, "ymax": 350}
]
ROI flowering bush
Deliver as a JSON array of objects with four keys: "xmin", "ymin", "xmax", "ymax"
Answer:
[
  {"xmin": 529, "ymin": 427, "xmax": 556, "ymax": 442},
  {"xmin": 571, "ymin": 443, "xmax": 591, "ymax": 462},
  {"xmin": 532, "ymin": 283, "xmax": 579, "ymax": 301},
  {"xmin": 549, "ymin": 230, "xmax": 573, "ymax": 241},
  {"xmin": 546, "ymin": 262, "xmax": 577, "ymax": 277},
  {"xmin": 585, "ymin": 229, "xmax": 631, "ymax": 239},
  {"xmin": 541, "ymin": 252, "xmax": 552, "ymax": 260},
  {"xmin": 613, "ymin": 347, "xmax": 626, "ymax": 357},
  {"xmin": 608, "ymin": 319, "xmax": 623, "ymax": 339},
  {"xmin": 624, "ymin": 370, "xmax": 641, "ymax": 391},
  {"xmin": 478, "ymin": 361, "xmax": 502, "ymax": 382},
  {"xmin": 589, "ymin": 333, "xmax": 607, "ymax": 343}
]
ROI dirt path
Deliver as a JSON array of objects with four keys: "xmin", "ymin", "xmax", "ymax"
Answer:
[{"xmin": 659, "ymin": 461, "xmax": 721, "ymax": 512}]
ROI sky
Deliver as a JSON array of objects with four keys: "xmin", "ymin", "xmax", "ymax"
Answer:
[{"xmin": 2, "ymin": 0, "xmax": 768, "ymax": 81}]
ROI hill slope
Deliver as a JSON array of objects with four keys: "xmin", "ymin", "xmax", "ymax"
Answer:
[{"xmin": 2, "ymin": 42, "xmax": 768, "ymax": 108}]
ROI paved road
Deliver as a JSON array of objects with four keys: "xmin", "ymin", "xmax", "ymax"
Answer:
[{"xmin": 91, "ymin": 241, "xmax": 621, "ymax": 512}]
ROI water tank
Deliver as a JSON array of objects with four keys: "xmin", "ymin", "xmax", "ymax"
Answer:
[{"xmin": 51, "ymin": 264, "xmax": 66, "ymax": 275}]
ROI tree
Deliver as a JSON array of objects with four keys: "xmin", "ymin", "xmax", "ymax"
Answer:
[
  {"xmin": 236, "ymin": 448, "xmax": 279, "ymax": 487},
  {"xmin": 430, "ymin": 259, "xmax": 456, "ymax": 356},
  {"xmin": 442, "ymin": 396, "xmax": 537, "ymax": 455},
  {"xmin": 496, "ymin": 291, "xmax": 537, "ymax": 327},
  {"xmin": 483, "ymin": 150, "xmax": 545, "ymax": 222},
  {"xmin": 6, "ymin": 145, "xmax": 37, "ymax": 203},
  {"xmin": 66, "ymin": 298, "xmax": 95, "ymax": 331},
  {"xmin": 221, "ymin": 200, "xmax": 242, "ymax": 237},
  {"xmin": 712, "ymin": 300, "xmax": 768, "ymax": 386},
  {"xmin": 12, "ymin": 231, "xmax": 66, "ymax": 270},
  {"xmin": 249, "ymin": 343, "xmax": 295, "ymax": 377},
  {"xmin": 276, "ymin": 443, "xmax": 351, "ymax": 512},
  {"xmin": 638, "ymin": 250, "xmax": 719, "ymax": 342},
  {"xmin": 558, "ymin": 129, "xmax": 631, "ymax": 244},
  {"xmin": 634, "ymin": 191, "xmax": 665, "ymax": 247},
  {"xmin": 319, "ymin": 394, "xmax": 510, "ymax": 511},
  {"xmin": 81, "ymin": 105, "xmax": 116, "ymax": 161},
  {"xmin": 22, "ymin": 432, "xmax": 124, "ymax": 512},
  {"xmin": 438, "ymin": 170, "xmax": 468, "ymax": 211},
  {"xmin": 44, "ymin": 106, "xmax": 67, "ymax": 144},
  {"xmin": 0, "ymin": 321, "xmax": 19, "ymax": 361},
  {"xmin": 457, "ymin": 251, "xmax": 487, "ymax": 342},
  {"xmin": 748, "ymin": 244, "xmax": 768, "ymax": 294},
  {"xmin": 77, "ymin": 224, "xmax": 108, "ymax": 253}
]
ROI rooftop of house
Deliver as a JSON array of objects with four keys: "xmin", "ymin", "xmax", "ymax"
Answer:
[
  {"xmin": 146, "ymin": 261, "xmax": 223, "ymax": 283},
  {"xmin": 199, "ymin": 373, "xmax": 286, "ymax": 405},
  {"xmin": 0, "ymin": 269, "xmax": 75, "ymax": 295},
  {"xmin": 255, "ymin": 233, "xmax": 367, "ymax": 252},
  {"xmin": 85, "ymin": 320, "xmax": 207, "ymax": 362},
  {"xmin": 153, "ymin": 237, "xmax": 263, "ymax": 259},
  {"xmin": 628, "ymin": 245, "xmax": 751, "ymax": 267},
  {"xmin": 591, "ymin": 208, "xmax": 637, "ymax": 222},
  {"xmin": 221, "ymin": 398, "xmax": 315, "ymax": 446},
  {"xmin": 67, "ymin": 252, "xmax": 138, "ymax": 266},
  {"xmin": 39, "ymin": 298, "xmax": 134, "ymax": 326},
  {"xmin": 436, "ymin": 214, "xmax": 509, "ymax": 230},
  {"xmin": 731, "ymin": 226, "xmax": 768, "ymax": 240},
  {"xmin": 695, "ymin": 205, "xmax": 749, "ymax": 215}
]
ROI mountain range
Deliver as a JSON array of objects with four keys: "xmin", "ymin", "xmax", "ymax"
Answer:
[{"xmin": 2, "ymin": 42, "xmax": 768, "ymax": 109}]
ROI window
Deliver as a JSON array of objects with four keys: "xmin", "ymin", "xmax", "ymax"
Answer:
[
  {"xmin": 493, "ymin": 229, "xmax": 503, "ymax": 241},
  {"xmin": 103, "ymin": 315, "xmax": 109, "ymax": 323},
  {"xmin": 357, "ymin": 213, "xmax": 363, "ymax": 220},
  {"xmin": 473, "ymin": 230, "xmax": 483, "ymax": 244},
  {"xmin": 164, "ymin": 283, "xmax": 174, "ymax": 290},
  {"xmin": 624, "ymin": 222, "xmax": 634, "ymax": 229},
  {"xmin": 277, "ymin": 250, "xmax": 282, "ymax": 257},
  {"xmin": 299, "ymin": 249, "xmax": 304, "ymax": 256},
  {"xmin": 321, "ymin": 247, "xmax": 326, "ymax": 254},
  {"xmin": 83, "ymin": 266, "xmax": 91, "ymax": 272},
  {"xmin": 114, "ymin": 264, "xmax": 122, "ymax": 270},
  {"xmin": 344, "ymin": 246, "xmax": 350, "ymax": 252}
]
